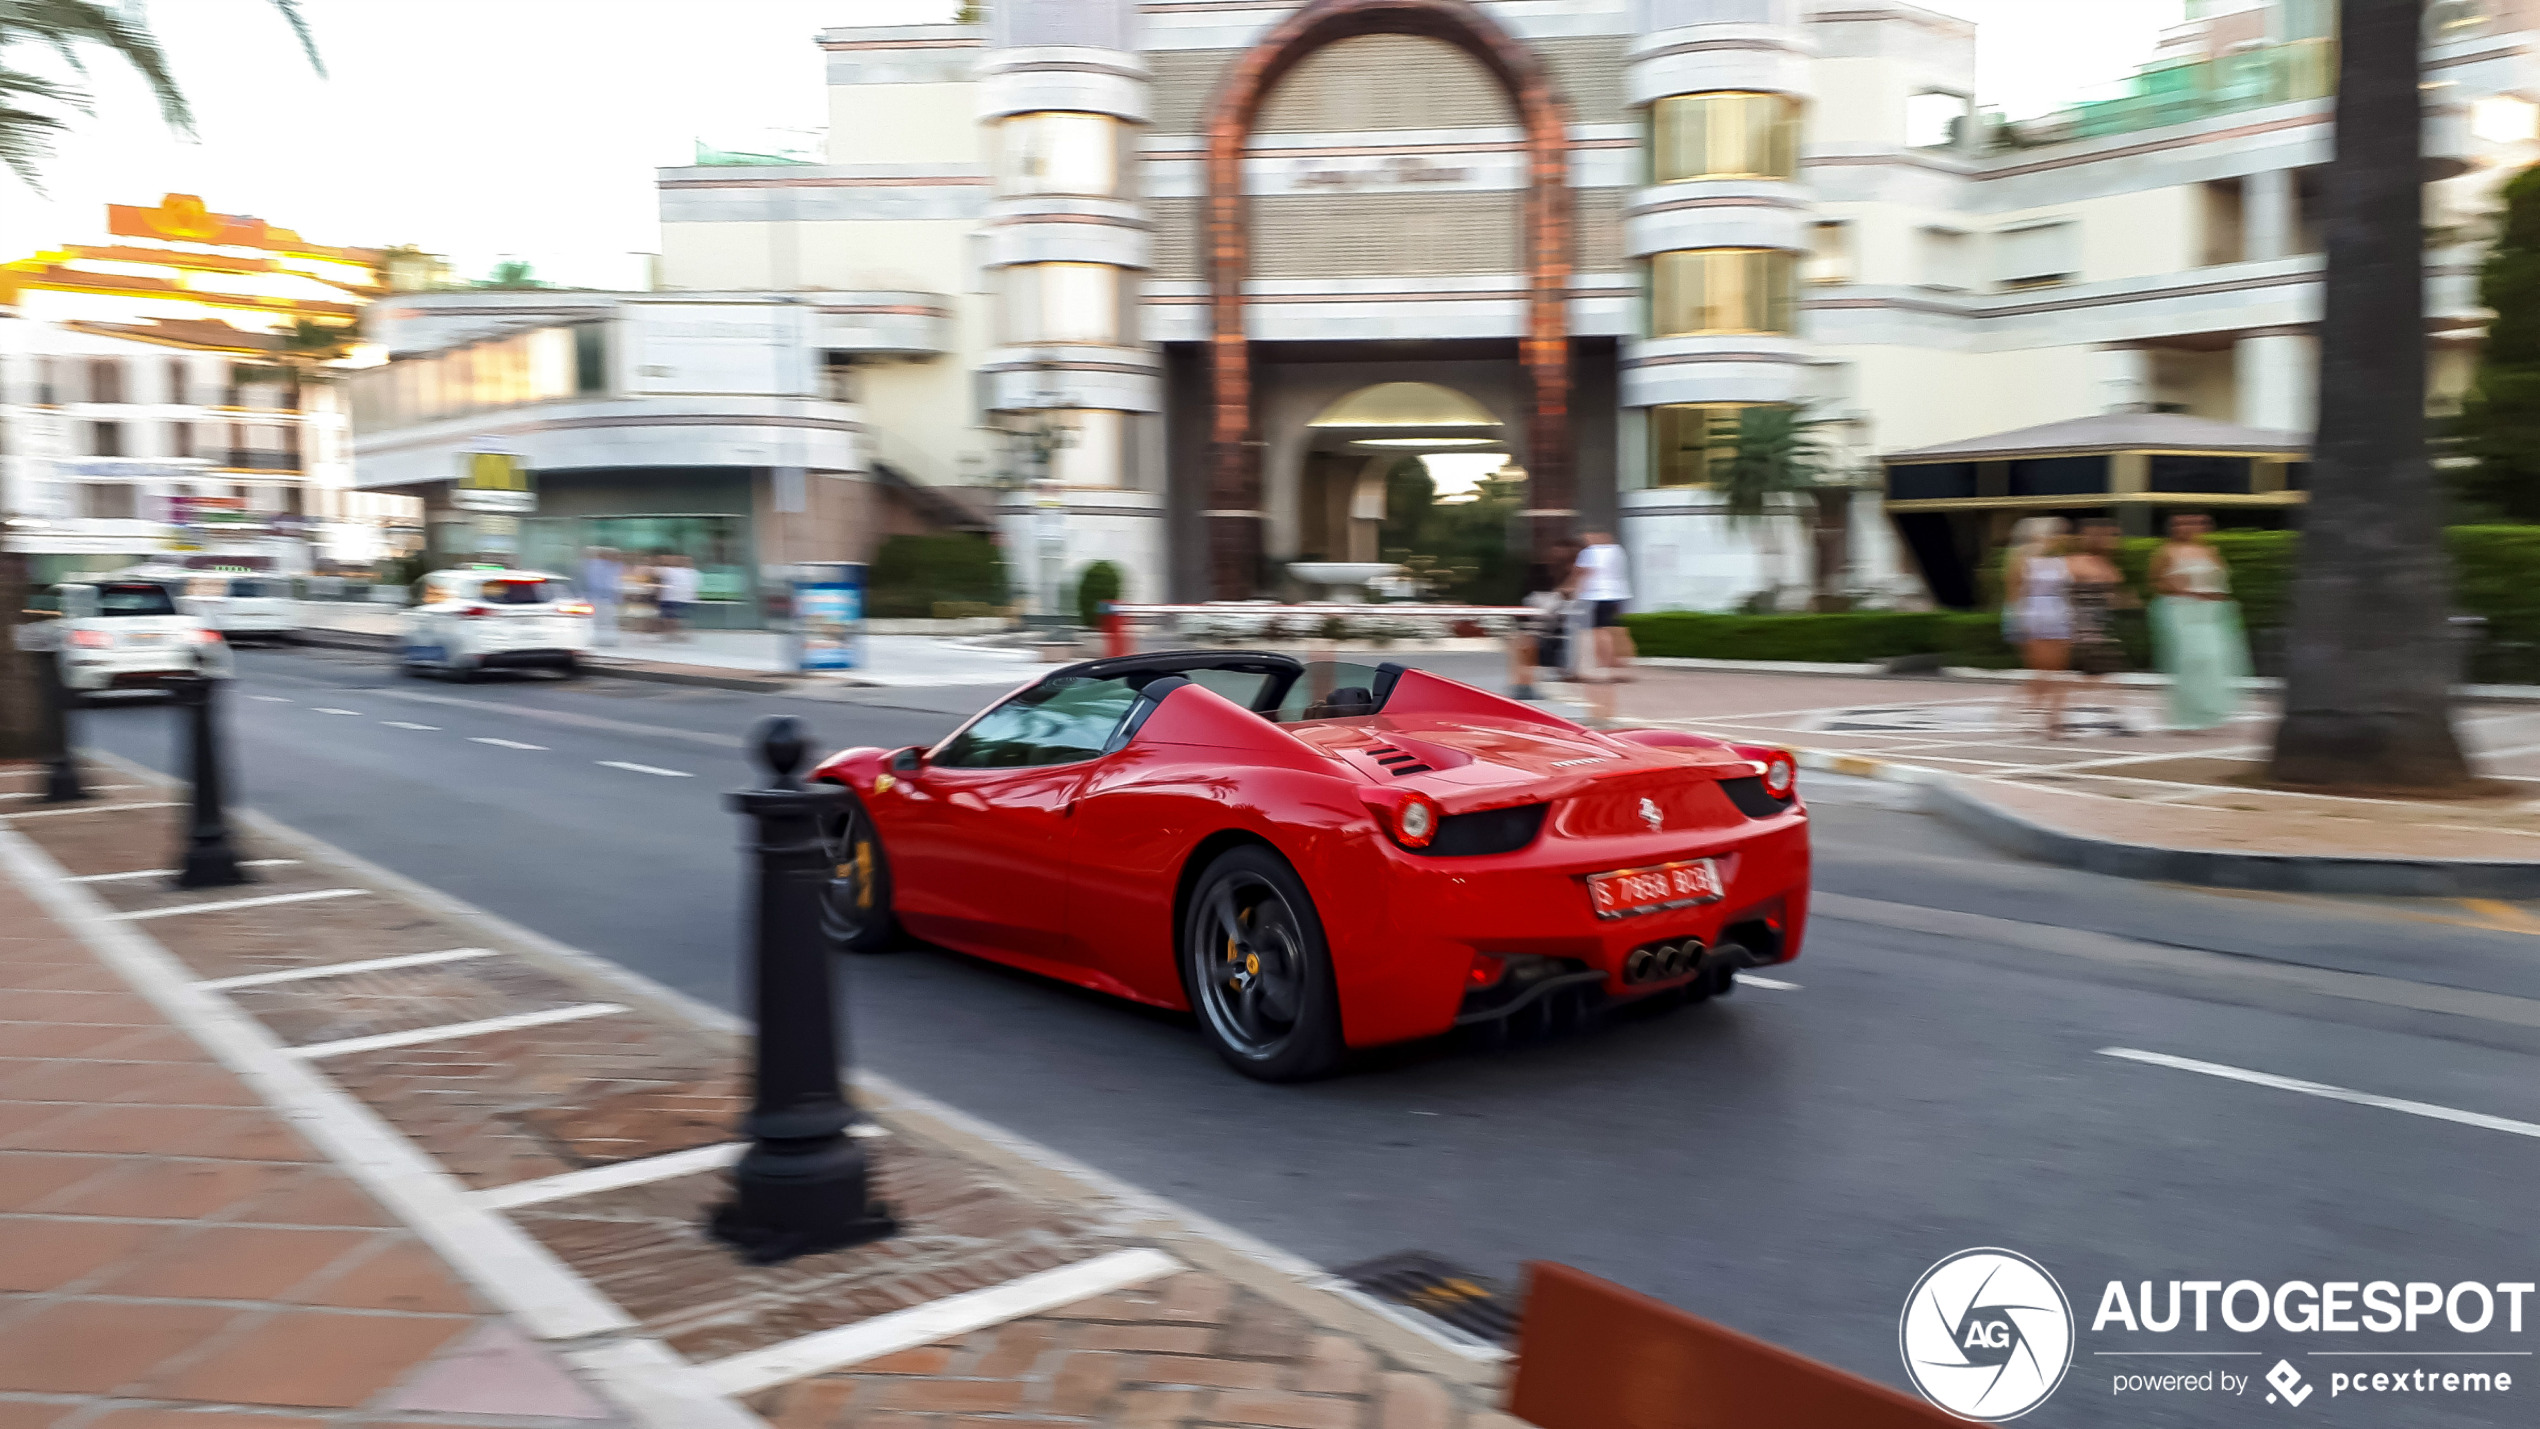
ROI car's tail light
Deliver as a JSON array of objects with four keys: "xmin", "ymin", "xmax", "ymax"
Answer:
[
  {"xmin": 557, "ymin": 601, "xmax": 593, "ymax": 616},
  {"xmin": 1730, "ymin": 744, "xmax": 1797, "ymax": 801},
  {"xmin": 457, "ymin": 604, "xmax": 493, "ymax": 619},
  {"xmin": 68, "ymin": 629, "xmax": 112, "ymax": 649},
  {"xmin": 1467, "ymin": 953, "xmax": 1505, "ymax": 988},
  {"xmin": 1388, "ymin": 791, "xmax": 1441, "ymax": 849},
  {"xmin": 193, "ymin": 628, "xmax": 224, "ymax": 644}
]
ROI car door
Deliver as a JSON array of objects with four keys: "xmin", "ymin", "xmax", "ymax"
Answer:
[{"xmin": 885, "ymin": 673, "xmax": 1142, "ymax": 966}]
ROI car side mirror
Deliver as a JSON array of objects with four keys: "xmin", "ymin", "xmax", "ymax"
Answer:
[{"xmin": 889, "ymin": 746, "xmax": 923, "ymax": 774}]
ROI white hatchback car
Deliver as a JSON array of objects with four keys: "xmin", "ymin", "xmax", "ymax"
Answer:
[
  {"xmin": 398, "ymin": 568, "xmax": 593, "ymax": 680},
  {"xmin": 35, "ymin": 580, "xmax": 226, "ymax": 699},
  {"xmin": 173, "ymin": 571, "xmax": 298, "ymax": 644}
]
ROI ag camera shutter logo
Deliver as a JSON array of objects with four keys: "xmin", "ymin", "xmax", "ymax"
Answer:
[{"xmin": 1901, "ymin": 1248, "xmax": 2075, "ymax": 1421}]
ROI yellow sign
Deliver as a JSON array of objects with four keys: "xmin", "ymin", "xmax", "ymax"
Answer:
[{"xmin": 453, "ymin": 451, "xmax": 535, "ymax": 512}]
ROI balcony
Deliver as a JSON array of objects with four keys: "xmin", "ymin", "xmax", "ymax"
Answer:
[{"xmin": 1989, "ymin": 40, "xmax": 2336, "ymax": 151}]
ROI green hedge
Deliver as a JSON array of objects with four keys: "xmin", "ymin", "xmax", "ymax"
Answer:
[
  {"xmin": 1629, "ymin": 527, "xmax": 2540, "ymax": 679},
  {"xmin": 865, "ymin": 534, "xmax": 1009, "ymax": 620}
]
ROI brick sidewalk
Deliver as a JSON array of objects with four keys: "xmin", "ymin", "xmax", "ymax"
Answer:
[
  {"xmin": 0, "ymin": 814, "xmax": 631, "ymax": 1428},
  {"xmin": 0, "ymin": 760, "xmax": 1516, "ymax": 1429}
]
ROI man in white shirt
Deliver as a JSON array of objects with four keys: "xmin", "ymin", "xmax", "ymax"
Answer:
[
  {"xmin": 656, "ymin": 555, "xmax": 701, "ymax": 642},
  {"xmin": 1572, "ymin": 529, "xmax": 1636, "ymax": 683}
]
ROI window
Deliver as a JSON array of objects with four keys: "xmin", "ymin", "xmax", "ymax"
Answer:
[
  {"xmin": 32, "ymin": 357, "xmax": 57, "ymax": 406},
  {"xmin": 1005, "ymin": 262, "xmax": 1124, "ymax": 344},
  {"xmin": 167, "ymin": 358, "xmax": 191, "ymax": 405},
  {"xmin": 77, "ymin": 484, "xmax": 138, "ymax": 519},
  {"xmin": 934, "ymin": 675, "xmax": 1140, "ymax": 767},
  {"xmin": 1651, "ymin": 92, "xmax": 1800, "ymax": 182},
  {"xmin": 1184, "ymin": 667, "xmax": 1276, "ymax": 711},
  {"xmin": 1906, "ymin": 91, "xmax": 1967, "ymax": 150},
  {"xmin": 1051, "ymin": 409, "xmax": 1125, "ymax": 486},
  {"xmin": 94, "ymin": 582, "xmax": 177, "ymax": 616},
  {"xmin": 87, "ymin": 358, "xmax": 124, "ymax": 405},
  {"xmin": 1649, "ymin": 249, "xmax": 1796, "ymax": 336},
  {"xmin": 169, "ymin": 421, "xmax": 193, "ymax": 460},
  {"xmin": 995, "ymin": 111, "xmax": 1122, "ymax": 197},
  {"xmin": 480, "ymin": 577, "xmax": 565, "ymax": 605},
  {"xmin": 1275, "ymin": 661, "xmax": 1391, "ymax": 722},
  {"xmin": 1804, "ymin": 221, "xmax": 1853, "ymax": 285},
  {"xmin": 89, "ymin": 421, "xmax": 125, "ymax": 457},
  {"xmin": 1994, "ymin": 220, "xmax": 2078, "ymax": 289},
  {"xmin": 1647, "ymin": 403, "xmax": 1762, "ymax": 488},
  {"xmin": 1918, "ymin": 227, "xmax": 1974, "ymax": 290}
]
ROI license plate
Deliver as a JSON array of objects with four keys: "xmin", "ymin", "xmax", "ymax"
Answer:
[
  {"xmin": 125, "ymin": 632, "xmax": 162, "ymax": 645},
  {"xmin": 1586, "ymin": 859, "xmax": 1723, "ymax": 919}
]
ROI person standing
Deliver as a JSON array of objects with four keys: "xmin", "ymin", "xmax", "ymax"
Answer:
[
  {"xmin": 1573, "ymin": 529, "xmax": 1635, "ymax": 675},
  {"xmin": 2065, "ymin": 518, "xmax": 2137, "ymax": 735},
  {"xmin": 656, "ymin": 553, "xmax": 700, "ymax": 643},
  {"xmin": 1507, "ymin": 539, "xmax": 1577, "ymax": 701},
  {"xmin": 2149, "ymin": 511, "xmax": 2249, "ymax": 731},
  {"xmin": 621, "ymin": 557, "xmax": 659, "ymax": 641},
  {"xmin": 579, "ymin": 546, "xmax": 622, "ymax": 647},
  {"xmin": 2003, "ymin": 518, "xmax": 2075, "ymax": 737}
]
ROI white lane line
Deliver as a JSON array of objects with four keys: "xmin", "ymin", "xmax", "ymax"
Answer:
[
  {"xmin": 282, "ymin": 1003, "xmax": 628, "ymax": 1060},
  {"xmin": 381, "ymin": 720, "xmax": 440, "ymax": 731},
  {"xmin": 597, "ymin": 761, "xmax": 693, "ymax": 778},
  {"xmin": 246, "ymin": 694, "xmax": 293, "ymax": 702},
  {"xmin": 2101, "ymin": 1048, "xmax": 2540, "ymax": 1142},
  {"xmin": 111, "ymin": 887, "xmax": 369, "ymax": 922},
  {"xmin": 67, "ymin": 858, "xmax": 300, "ymax": 883},
  {"xmin": 698, "ymin": 1247, "xmax": 1183, "ymax": 1396},
  {"xmin": 470, "ymin": 737, "xmax": 548, "ymax": 751},
  {"xmin": 1736, "ymin": 973, "xmax": 1802, "ymax": 990},
  {"xmin": 311, "ymin": 707, "xmax": 362, "ymax": 716},
  {"xmin": 198, "ymin": 946, "xmax": 500, "ymax": 990},
  {"xmin": 1, "ymin": 785, "xmax": 138, "ymax": 800},
  {"xmin": 472, "ymin": 1142, "xmax": 745, "ymax": 1212},
  {"xmin": 3, "ymin": 801, "xmax": 185, "ymax": 820}
]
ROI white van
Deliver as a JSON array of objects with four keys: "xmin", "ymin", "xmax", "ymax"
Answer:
[
  {"xmin": 398, "ymin": 568, "xmax": 593, "ymax": 680},
  {"xmin": 33, "ymin": 581, "xmax": 225, "ymax": 699}
]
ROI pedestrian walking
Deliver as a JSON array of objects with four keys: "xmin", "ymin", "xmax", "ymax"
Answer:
[
  {"xmin": 2066, "ymin": 518, "xmax": 2138, "ymax": 736},
  {"xmin": 2149, "ymin": 511, "xmax": 2249, "ymax": 731},
  {"xmin": 621, "ymin": 558, "xmax": 660, "ymax": 641},
  {"xmin": 657, "ymin": 553, "xmax": 700, "ymax": 643},
  {"xmin": 580, "ymin": 546, "xmax": 623, "ymax": 647},
  {"xmin": 1572, "ymin": 528, "xmax": 1635, "ymax": 712},
  {"xmin": 2002, "ymin": 517, "xmax": 2075, "ymax": 738},
  {"xmin": 1507, "ymin": 539, "xmax": 1578, "ymax": 701}
]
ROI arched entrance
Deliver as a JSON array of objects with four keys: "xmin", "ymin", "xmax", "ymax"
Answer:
[
  {"xmin": 1296, "ymin": 381, "xmax": 1508, "ymax": 570},
  {"xmin": 1204, "ymin": 0, "xmax": 1574, "ymax": 598}
]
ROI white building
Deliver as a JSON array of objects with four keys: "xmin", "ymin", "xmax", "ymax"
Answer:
[{"xmin": 0, "ymin": 194, "xmax": 420, "ymax": 582}]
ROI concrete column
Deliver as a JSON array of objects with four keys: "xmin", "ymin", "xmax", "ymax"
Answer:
[
  {"xmin": 2245, "ymin": 168, "xmax": 2296, "ymax": 262},
  {"xmin": 2234, "ymin": 331, "xmax": 2316, "ymax": 434},
  {"xmin": 2091, "ymin": 346, "xmax": 2155, "ymax": 414}
]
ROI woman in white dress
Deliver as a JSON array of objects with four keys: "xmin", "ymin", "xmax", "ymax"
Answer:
[{"xmin": 2002, "ymin": 517, "xmax": 2075, "ymax": 737}]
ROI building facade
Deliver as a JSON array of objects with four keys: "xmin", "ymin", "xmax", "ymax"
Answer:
[
  {"xmin": 0, "ymin": 194, "xmax": 420, "ymax": 582},
  {"xmin": 556, "ymin": 0, "xmax": 2536, "ymax": 610}
]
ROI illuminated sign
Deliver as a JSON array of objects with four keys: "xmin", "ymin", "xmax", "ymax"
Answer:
[{"xmin": 452, "ymin": 449, "xmax": 536, "ymax": 513}]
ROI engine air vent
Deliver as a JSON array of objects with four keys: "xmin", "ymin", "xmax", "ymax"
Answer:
[{"xmin": 1366, "ymin": 744, "xmax": 1434, "ymax": 776}]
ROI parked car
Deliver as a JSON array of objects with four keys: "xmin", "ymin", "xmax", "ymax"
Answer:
[
  {"xmin": 806, "ymin": 651, "xmax": 1809, "ymax": 1081},
  {"xmin": 172, "ymin": 571, "xmax": 298, "ymax": 643},
  {"xmin": 30, "ymin": 581, "xmax": 226, "ymax": 701},
  {"xmin": 398, "ymin": 568, "xmax": 593, "ymax": 680}
]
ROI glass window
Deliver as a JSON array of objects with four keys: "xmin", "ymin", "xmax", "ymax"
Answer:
[
  {"xmin": 1649, "ymin": 249, "xmax": 1796, "ymax": 336},
  {"xmin": 95, "ymin": 583, "xmax": 177, "ymax": 617},
  {"xmin": 1184, "ymin": 667, "xmax": 1276, "ymax": 711},
  {"xmin": 1648, "ymin": 403, "xmax": 1760, "ymax": 489},
  {"xmin": 1007, "ymin": 263, "xmax": 1123, "ymax": 344},
  {"xmin": 1651, "ymin": 92, "xmax": 1799, "ymax": 182},
  {"xmin": 1804, "ymin": 221, "xmax": 1852, "ymax": 285},
  {"xmin": 540, "ymin": 516, "xmax": 752, "ymax": 605},
  {"xmin": 481, "ymin": 577, "xmax": 565, "ymax": 605},
  {"xmin": 88, "ymin": 358, "xmax": 124, "ymax": 405},
  {"xmin": 996, "ymin": 112, "xmax": 1121, "ymax": 197},
  {"xmin": 1276, "ymin": 661, "xmax": 1390, "ymax": 722},
  {"xmin": 935, "ymin": 675, "xmax": 1140, "ymax": 767}
]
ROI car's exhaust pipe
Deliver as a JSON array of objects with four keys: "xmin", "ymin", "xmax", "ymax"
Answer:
[{"xmin": 1625, "ymin": 948, "xmax": 1656, "ymax": 982}]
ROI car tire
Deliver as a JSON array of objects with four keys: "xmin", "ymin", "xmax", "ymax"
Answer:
[
  {"xmin": 1180, "ymin": 845, "xmax": 1345, "ymax": 1082},
  {"xmin": 820, "ymin": 792, "xmax": 897, "ymax": 954},
  {"xmin": 556, "ymin": 655, "xmax": 581, "ymax": 679}
]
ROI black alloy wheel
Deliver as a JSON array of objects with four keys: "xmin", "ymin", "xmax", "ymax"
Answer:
[
  {"xmin": 820, "ymin": 793, "xmax": 897, "ymax": 953},
  {"xmin": 1181, "ymin": 846, "xmax": 1344, "ymax": 1081}
]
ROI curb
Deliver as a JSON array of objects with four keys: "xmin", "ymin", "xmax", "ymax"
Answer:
[
  {"xmin": 290, "ymin": 625, "xmax": 796, "ymax": 693},
  {"xmin": 1924, "ymin": 774, "xmax": 2540, "ymax": 898},
  {"xmin": 81, "ymin": 747, "xmax": 1509, "ymax": 1391}
]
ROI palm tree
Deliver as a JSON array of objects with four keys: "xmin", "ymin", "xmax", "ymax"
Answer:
[
  {"xmin": 0, "ymin": 0, "xmax": 320, "ymax": 189},
  {"xmin": 273, "ymin": 316, "xmax": 355, "ymax": 413},
  {"xmin": 2268, "ymin": 0, "xmax": 2471, "ymax": 790},
  {"xmin": 1708, "ymin": 404, "xmax": 1839, "ymax": 608}
]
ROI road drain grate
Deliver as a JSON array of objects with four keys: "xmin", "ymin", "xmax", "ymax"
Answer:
[{"xmin": 1334, "ymin": 1250, "xmax": 1521, "ymax": 1347}]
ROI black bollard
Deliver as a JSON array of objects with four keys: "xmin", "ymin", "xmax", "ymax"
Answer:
[
  {"xmin": 35, "ymin": 634, "xmax": 85, "ymax": 804},
  {"xmin": 169, "ymin": 673, "xmax": 249, "ymax": 890},
  {"xmin": 708, "ymin": 715, "xmax": 894, "ymax": 1264}
]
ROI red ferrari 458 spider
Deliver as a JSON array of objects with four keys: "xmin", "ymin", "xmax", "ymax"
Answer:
[{"xmin": 808, "ymin": 650, "xmax": 1808, "ymax": 1081}]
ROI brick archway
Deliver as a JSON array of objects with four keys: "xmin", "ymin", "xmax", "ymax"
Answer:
[{"xmin": 1203, "ymin": 0, "xmax": 1574, "ymax": 598}]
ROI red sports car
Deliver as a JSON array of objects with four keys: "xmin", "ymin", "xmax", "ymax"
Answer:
[{"xmin": 809, "ymin": 651, "xmax": 1808, "ymax": 1081}]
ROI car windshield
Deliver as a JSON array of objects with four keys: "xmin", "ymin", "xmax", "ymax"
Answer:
[
  {"xmin": 935, "ymin": 675, "xmax": 1141, "ymax": 768},
  {"xmin": 226, "ymin": 577, "xmax": 280, "ymax": 598},
  {"xmin": 1275, "ymin": 660, "xmax": 1391, "ymax": 722},
  {"xmin": 481, "ymin": 578, "xmax": 561, "ymax": 606},
  {"xmin": 95, "ymin": 584, "xmax": 178, "ymax": 617}
]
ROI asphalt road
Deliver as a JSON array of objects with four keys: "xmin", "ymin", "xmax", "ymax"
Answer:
[{"xmin": 75, "ymin": 646, "xmax": 2540, "ymax": 1427}]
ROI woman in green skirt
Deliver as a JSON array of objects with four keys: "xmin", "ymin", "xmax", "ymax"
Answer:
[{"xmin": 2148, "ymin": 512, "xmax": 2250, "ymax": 731}]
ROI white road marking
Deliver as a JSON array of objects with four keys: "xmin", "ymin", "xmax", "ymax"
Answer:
[
  {"xmin": 2101, "ymin": 1048, "xmax": 2540, "ymax": 1142},
  {"xmin": 197, "ymin": 946, "xmax": 500, "ymax": 990},
  {"xmin": 311, "ymin": 707, "xmax": 361, "ymax": 716},
  {"xmin": 111, "ymin": 888, "xmax": 369, "ymax": 922},
  {"xmin": 597, "ymin": 761, "xmax": 693, "ymax": 778},
  {"xmin": 246, "ymin": 694, "xmax": 293, "ymax": 702},
  {"xmin": 698, "ymin": 1247, "xmax": 1183, "ymax": 1396},
  {"xmin": 0, "ymin": 786, "xmax": 138, "ymax": 800},
  {"xmin": 2, "ymin": 801, "xmax": 185, "ymax": 820},
  {"xmin": 282, "ymin": 1002, "xmax": 627, "ymax": 1060},
  {"xmin": 1736, "ymin": 973, "xmax": 1801, "ymax": 990},
  {"xmin": 472, "ymin": 1142, "xmax": 744, "ymax": 1211},
  {"xmin": 381, "ymin": 721, "xmax": 440, "ymax": 730},
  {"xmin": 469, "ymin": 737, "xmax": 548, "ymax": 750},
  {"xmin": 67, "ymin": 858, "xmax": 299, "ymax": 883}
]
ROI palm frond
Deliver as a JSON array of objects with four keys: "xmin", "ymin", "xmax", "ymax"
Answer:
[
  {"xmin": 0, "ymin": 0, "xmax": 192, "ymax": 133},
  {"xmin": 0, "ymin": 96, "xmax": 69, "ymax": 190},
  {"xmin": 263, "ymin": 0, "xmax": 323, "ymax": 77}
]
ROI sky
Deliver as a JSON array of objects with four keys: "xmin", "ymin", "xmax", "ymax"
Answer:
[{"xmin": 1, "ymin": 0, "xmax": 2187, "ymax": 285}]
